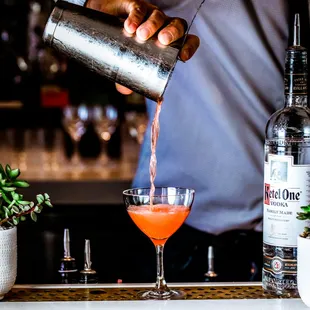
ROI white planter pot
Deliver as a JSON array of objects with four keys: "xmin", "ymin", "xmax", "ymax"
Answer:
[
  {"xmin": 0, "ymin": 227, "xmax": 17, "ymax": 300},
  {"xmin": 298, "ymin": 235, "xmax": 310, "ymax": 307}
]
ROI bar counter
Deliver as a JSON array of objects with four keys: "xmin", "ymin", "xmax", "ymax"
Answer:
[{"xmin": 1, "ymin": 283, "xmax": 308, "ymax": 309}]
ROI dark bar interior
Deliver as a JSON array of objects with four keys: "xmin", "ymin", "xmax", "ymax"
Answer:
[{"xmin": 1, "ymin": 1, "xmax": 310, "ymax": 307}]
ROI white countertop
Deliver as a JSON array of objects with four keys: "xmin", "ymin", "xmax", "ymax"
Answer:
[{"xmin": 1, "ymin": 299, "xmax": 309, "ymax": 310}]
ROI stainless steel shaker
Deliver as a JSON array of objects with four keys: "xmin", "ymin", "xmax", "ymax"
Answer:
[{"xmin": 43, "ymin": 1, "xmax": 181, "ymax": 101}]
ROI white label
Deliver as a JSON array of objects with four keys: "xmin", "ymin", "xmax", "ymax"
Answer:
[{"xmin": 263, "ymin": 154, "xmax": 310, "ymax": 247}]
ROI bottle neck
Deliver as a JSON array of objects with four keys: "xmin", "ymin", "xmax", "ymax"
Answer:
[
  {"xmin": 284, "ymin": 47, "xmax": 308, "ymax": 108},
  {"xmin": 285, "ymin": 94, "xmax": 307, "ymax": 107}
]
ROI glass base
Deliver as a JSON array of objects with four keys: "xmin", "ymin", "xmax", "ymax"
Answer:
[{"xmin": 138, "ymin": 289, "xmax": 186, "ymax": 300}]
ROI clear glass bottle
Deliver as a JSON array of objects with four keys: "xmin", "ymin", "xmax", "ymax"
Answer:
[{"xmin": 262, "ymin": 14, "xmax": 310, "ymax": 296}]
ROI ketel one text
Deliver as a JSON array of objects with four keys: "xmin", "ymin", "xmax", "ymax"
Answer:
[{"xmin": 264, "ymin": 184, "xmax": 301, "ymax": 206}]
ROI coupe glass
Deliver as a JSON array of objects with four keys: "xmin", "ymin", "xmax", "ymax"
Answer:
[
  {"xmin": 123, "ymin": 187, "xmax": 195, "ymax": 300},
  {"xmin": 62, "ymin": 104, "xmax": 89, "ymax": 166},
  {"xmin": 124, "ymin": 111, "xmax": 148, "ymax": 144},
  {"xmin": 92, "ymin": 104, "xmax": 119, "ymax": 165}
]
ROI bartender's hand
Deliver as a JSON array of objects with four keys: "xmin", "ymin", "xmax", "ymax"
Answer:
[{"xmin": 86, "ymin": 0, "xmax": 200, "ymax": 95}]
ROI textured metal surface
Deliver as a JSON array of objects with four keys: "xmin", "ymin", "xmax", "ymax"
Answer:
[
  {"xmin": 3, "ymin": 285, "xmax": 294, "ymax": 302},
  {"xmin": 43, "ymin": 1, "xmax": 180, "ymax": 102}
]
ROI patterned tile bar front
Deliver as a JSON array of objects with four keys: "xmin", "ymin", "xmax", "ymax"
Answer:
[{"xmin": 3, "ymin": 284, "xmax": 296, "ymax": 302}]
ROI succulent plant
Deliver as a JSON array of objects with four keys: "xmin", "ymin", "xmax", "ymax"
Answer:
[
  {"xmin": 0, "ymin": 164, "xmax": 52, "ymax": 229},
  {"xmin": 297, "ymin": 205, "xmax": 310, "ymax": 238}
]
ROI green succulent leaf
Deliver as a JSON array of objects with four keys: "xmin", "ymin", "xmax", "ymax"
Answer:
[
  {"xmin": 12, "ymin": 205, "xmax": 19, "ymax": 214},
  {"xmin": 0, "ymin": 164, "xmax": 6, "ymax": 178},
  {"xmin": 12, "ymin": 217, "xmax": 19, "ymax": 225},
  {"xmin": 2, "ymin": 187, "xmax": 16, "ymax": 192},
  {"xmin": 45, "ymin": 201, "xmax": 53, "ymax": 208},
  {"xmin": 3, "ymin": 206, "xmax": 9, "ymax": 218},
  {"xmin": 297, "ymin": 215, "xmax": 307, "ymax": 220},
  {"xmin": 301, "ymin": 205, "xmax": 310, "ymax": 212},
  {"xmin": 20, "ymin": 216, "xmax": 26, "ymax": 222},
  {"xmin": 44, "ymin": 193, "xmax": 50, "ymax": 200},
  {"xmin": 18, "ymin": 200, "xmax": 31, "ymax": 206},
  {"xmin": 9, "ymin": 168, "xmax": 20, "ymax": 180},
  {"xmin": 13, "ymin": 180, "xmax": 29, "ymax": 188},
  {"xmin": 5, "ymin": 164, "xmax": 11, "ymax": 177},
  {"xmin": 0, "ymin": 191, "xmax": 12, "ymax": 204},
  {"xmin": 11, "ymin": 192, "xmax": 19, "ymax": 201},
  {"xmin": 34, "ymin": 206, "xmax": 42, "ymax": 213},
  {"xmin": 36, "ymin": 194, "xmax": 44, "ymax": 204},
  {"xmin": 30, "ymin": 212, "xmax": 37, "ymax": 222}
]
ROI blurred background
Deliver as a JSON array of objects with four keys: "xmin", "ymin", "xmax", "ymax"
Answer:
[{"xmin": 0, "ymin": 0, "xmax": 156, "ymax": 284}]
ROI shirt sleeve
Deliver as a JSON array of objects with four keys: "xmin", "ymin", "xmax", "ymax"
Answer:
[
  {"xmin": 64, "ymin": 0, "xmax": 87, "ymax": 6},
  {"xmin": 148, "ymin": 0, "xmax": 179, "ymax": 10}
]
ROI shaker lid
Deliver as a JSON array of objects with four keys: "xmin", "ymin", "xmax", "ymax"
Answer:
[{"xmin": 42, "ymin": 5, "xmax": 63, "ymax": 46}]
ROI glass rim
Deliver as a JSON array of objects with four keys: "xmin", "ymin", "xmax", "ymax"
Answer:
[{"xmin": 122, "ymin": 187, "xmax": 195, "ymax": 198}]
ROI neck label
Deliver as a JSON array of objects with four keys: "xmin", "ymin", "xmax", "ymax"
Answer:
[{"xmin": 284, "ymin": 73, "xmax": 308, "ymax": 95}]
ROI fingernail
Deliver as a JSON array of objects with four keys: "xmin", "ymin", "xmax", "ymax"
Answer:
[
  {"xmin": 182, "ymin": 49, "xmax": 190, "ymax": 60},
  {"xmin": 127, "ymin": 22, "xmax": 138, "ymax": 33},
  {"xmin": 161, "ymin": 32, "xmax": 172, "ymax": 45},
  {"xmin": 139, "ymin": 28, "xmax": 150, "ymax": 40}
]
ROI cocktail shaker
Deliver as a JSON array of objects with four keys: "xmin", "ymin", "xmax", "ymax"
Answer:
[{"xmin": 43, "ymin": 1, "xmax": 181, "ymax": 101}]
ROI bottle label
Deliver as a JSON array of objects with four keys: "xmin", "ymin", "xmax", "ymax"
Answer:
[
  {"xmin": 263, "ymin": 255, "xmax": 296, "ymax": 274},
  {"xmin": 284, "ymin": 73, "xmax": 308, "ymax": 95},
  {"xmin": 263, "ymin": 154, "xmax": 310, "ymax": 247}
]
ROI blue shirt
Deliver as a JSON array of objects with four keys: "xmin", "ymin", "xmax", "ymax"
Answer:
[
  {"xmin": 133, "ymin": 0, "xmax": 289, "ymax": 235},
  {"xmin": 69, "ymin": 0, "xmax": 289, "ymax": 234}
]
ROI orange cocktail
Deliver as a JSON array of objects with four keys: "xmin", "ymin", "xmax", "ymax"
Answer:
[
  {"xmin": 123, "ymin": 187, "xmax": 195, "ymax": 300},
  {"xmin": 128, "ymin": 204, "xmax": 190, "ymax": 246}
]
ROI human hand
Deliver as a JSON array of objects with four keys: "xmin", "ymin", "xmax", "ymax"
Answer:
[{"xmin": 86, "ymin": 0, "xmax": 200, "ymax": 95}]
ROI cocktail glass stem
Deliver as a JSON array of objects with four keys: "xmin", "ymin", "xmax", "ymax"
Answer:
[
  {"xmin": 155, "ymin": 244, "xmax": 169, "ymax": 292},
  {"xmin": 72, "ymin": 141, "xmax": 80, "ymax": 165},
  {"xmin": 72, "ymin": 140, "xmax": 84, "ymax": 167},
  {"xmin": 70, "ymin": 140, "xmax": 85, "ymax": 174}
]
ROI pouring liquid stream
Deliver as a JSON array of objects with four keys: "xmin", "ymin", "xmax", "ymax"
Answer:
[
  {"xmin": 148, "ymin": 0, "xmax": 206, "ymax": 208},
  {"xmin": 149, "ymin": 99, "xmax": 162, "ymax": 208}
]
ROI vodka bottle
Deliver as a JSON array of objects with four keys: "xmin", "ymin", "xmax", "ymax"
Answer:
[{"xmin": 262, "ymin": 14, "xmax": 310, "ymax": 296}]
